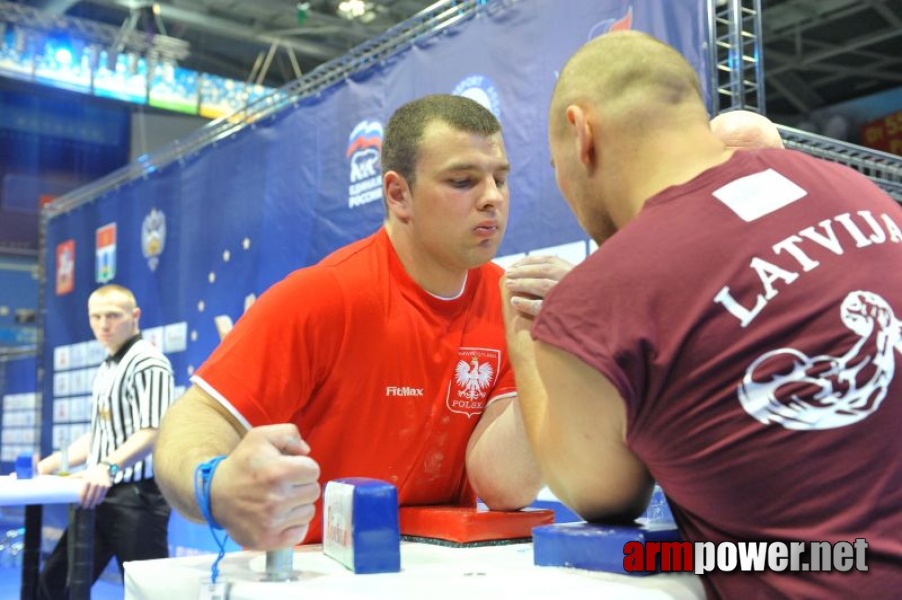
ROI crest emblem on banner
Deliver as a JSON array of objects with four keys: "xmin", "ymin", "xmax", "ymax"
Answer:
[
  {"xmin": 346, "ymin": 120, "xmax": 384, "ymax": 209},
  {"xmin": 95, "ymin": 223, "xmax": 117, "ymax": 284},
  {"xmin": 447, "ymin": 348, "xmax": 500, "ymax": 418},
  {"xmin": 55, "ymin": 239, "xmax": 75, "ymax": 295},
  {"xmin": 452, "ymin": 75, "xmax": 501, "ymax": 118},
  {"xmin": 141, "ymin": 208, "xmax": 167, "ymax": 271}
]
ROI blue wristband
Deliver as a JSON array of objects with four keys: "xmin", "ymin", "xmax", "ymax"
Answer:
[{"xmin": 194, "ymin": 455, "xmax": 227, "ymax": 530}]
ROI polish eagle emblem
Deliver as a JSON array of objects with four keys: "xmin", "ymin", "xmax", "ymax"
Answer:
[{"xmin": 455, "ymin": 357, "xmax": 494, "ymax": 401}]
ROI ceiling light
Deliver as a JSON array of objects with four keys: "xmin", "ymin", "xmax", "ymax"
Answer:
[{"xmin": 337, "ymin": 0, "xmax": 373, "ymax": 22}]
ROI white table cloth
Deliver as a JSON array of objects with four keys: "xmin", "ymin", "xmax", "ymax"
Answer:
[{"xmin": 125, "ymin": 541, "xmax": 705, "ymax": 600}]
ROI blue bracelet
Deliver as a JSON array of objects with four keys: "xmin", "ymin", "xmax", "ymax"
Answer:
[{"xmin": 194, "ymin": 455, "xmax": 227, "ymax": 530}]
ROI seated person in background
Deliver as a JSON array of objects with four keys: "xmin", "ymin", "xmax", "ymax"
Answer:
[
  {"xmin": 709, "ymin": 108, "xmax": 785, "ymax": 150},
  {"xmin": 154, "ymin": 94, "xmax": 565, "ymax": 549},
  {"xmin": 503, "ymin": 30, "xmax": 902, "ymax": 598}
]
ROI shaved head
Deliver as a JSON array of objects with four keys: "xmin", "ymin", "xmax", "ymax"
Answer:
[
  {"xmin": 546, "ymin": 31, "xmax": 734, "ymax": 243},
  {"xmin": 550, "ymin": 31, "xmax": 707, "ymax": 139},
  {"xmin": 89, "ymin": 284, "xmax": 137, "ymax": 310}
]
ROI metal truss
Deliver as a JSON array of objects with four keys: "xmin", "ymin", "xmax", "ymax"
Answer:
[
  {"xmin": 707, "ymin": 0, "xmax": 901, "ymax": 200},
  {"xmin": 42, "ymin": 0, "xmax": 489, "ymax": 217},
  {"xmin": 779, "ymin": 125, "xmax": 902, "ymax": 202},
  {"xmin": 707, "ymin": 0, "xmax": 766, "ymax": 114}
]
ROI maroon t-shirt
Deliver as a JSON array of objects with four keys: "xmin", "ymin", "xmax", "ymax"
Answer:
[{"xmin": 534, "ymin": 149, "xmax": 902, "ymax": 598}]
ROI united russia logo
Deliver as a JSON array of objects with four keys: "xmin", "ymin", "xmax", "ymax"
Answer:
[
  {"xmin": 55, "ymin": 239, "xmax": 75, "ymax": 296},
  {"xmin": 448, "ymin": 347, "xmax": 501, "ymax": 417},
  {"xmin": 346, "ymin": 120, "xmax": 384, "ymax": 209},
  {"xmin": 452, "ymin": 75, "xmax": 501, "ymax": 118},
  {"xmin": 95, "ymin": 223, "xmax": 117, "ymax": 284}
]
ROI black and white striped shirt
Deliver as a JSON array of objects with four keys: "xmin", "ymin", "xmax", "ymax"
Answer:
[{"xmin": 89, "ymin": 334, "xmax": 174, "ymax": 484}]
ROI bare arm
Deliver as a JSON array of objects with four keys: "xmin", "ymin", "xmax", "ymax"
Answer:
[
  {"xmin": 103, "ymin": 428, "xmax": 158, "ymax": 471},
  {"xmin": 37, "ymin": 432, "xmax": 90, "ymax": 475},
  {"xmin": 532, "ymin": 342, "xmax": 653, "ymax": 519},
  {"xmin": 154, "ymin": 384, "xmax": 321, "ymax": 549},
  {"xmin": 466, "ymin": 395, "xmax": 542, "ymax": 510},
  {"xmin": 154, "ymin": 385, "xmax": 244, "ymax": 519},
  {"xmin": 502, "ymin": 275, "xmax": 653, "ymax": 521},
  {"xmin": 75, "ymin": 428, "xmax": 162, "ymax": 509},
  {"xmin": 462, "ymin": 254, "xmax": 576, "ymax": 510}
]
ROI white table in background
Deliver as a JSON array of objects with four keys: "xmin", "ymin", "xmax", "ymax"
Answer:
[
  {"xmin": 0, "ymin": 475, "xmax": 90, "ymax": 600},
  {"xmin": 125, "ymin": 541, "xmax": 705, "ymax": 600}
]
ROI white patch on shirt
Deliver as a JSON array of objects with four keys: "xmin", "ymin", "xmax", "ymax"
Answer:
[{"xmin": 713, "ymin": 168, "xmax": 808, "ymax": 222}]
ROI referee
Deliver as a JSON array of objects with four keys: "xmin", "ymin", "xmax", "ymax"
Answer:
[{"xmin": 37, "ymin": 284, "xmax": 174, "ymax": 600}]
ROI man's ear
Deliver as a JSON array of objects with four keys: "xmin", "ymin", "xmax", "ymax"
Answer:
[
  {"xmin": 383, "ymin": 171, "xmax": 412, "ymax": 222},
  {"xmin": 566, "ymin": 105, "xmax": 596, "ymax": 170}
]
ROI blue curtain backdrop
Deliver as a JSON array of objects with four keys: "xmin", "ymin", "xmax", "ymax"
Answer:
[
  {"xmin": 41, "ymin": 0, "xmax": 709, "ymax": 554},
  {"xmin": 0, "ymin": 354, "xmax": 38, "ymax": 472}
]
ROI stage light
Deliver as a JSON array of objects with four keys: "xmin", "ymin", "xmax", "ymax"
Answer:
[{"xmin": 54, "ymin": 45, "xmax": 73, "ymax": 66}]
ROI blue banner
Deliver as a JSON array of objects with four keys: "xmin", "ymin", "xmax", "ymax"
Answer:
[
  {"xmin": 0, "ymin": 354, "xmax": 38, "ymax": 471},
  {"xmin": 42, "ymin": 0, "xmax": 709, "ymax": 554}
]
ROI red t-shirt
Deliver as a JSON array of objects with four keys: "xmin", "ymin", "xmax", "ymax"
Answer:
[
  {"xmin": 534, "ymin": 149, "xmax": 902, "ymax": 598},
  {"xmin": 195, "ymin": 228, "xmax": 515, "ymax": 543}
]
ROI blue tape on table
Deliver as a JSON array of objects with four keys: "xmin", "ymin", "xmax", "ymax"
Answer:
[
  {"xmin": 533, "ymin": 520, "xmax": 682, "ymax": 576},
  {"xmin": 16, "ymin": 452, "xmax": 35, "ymax": 480},
  {"xmin": 323, "ymin": 477, "xmax": 400, "ymax": 574}
]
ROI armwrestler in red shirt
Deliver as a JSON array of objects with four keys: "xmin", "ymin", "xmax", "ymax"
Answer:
[{"xmin": 153, "ymin": 94, "xmax": 570, "ymax": 548}]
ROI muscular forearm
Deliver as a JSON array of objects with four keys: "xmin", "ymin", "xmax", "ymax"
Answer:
[
  {"xmin": 515, "ymin": 340, "xmax": 654, "ymax": 522},
  {"xmin": 501, "ymin": 270, "xmax": 652, "ymax": 521},
  {"xmin": 500, "ymin": 271, "xmax": 564, "ymax": 497},
  {"xmin": 153, "ymin": 385, "xmax": 244, "ymax": 521},
  {"xmin": 156, "ymin": 385, "xmax": 320, "ymax": 549},
  {"xmin": 466, "ymin": 396, "xmax": 543, "ymax": 510},
  {"xmin": 503, "ymin": 349, "xmax": 554, "ymax": 483},
  {"xmin": 503, "ymin": 320, "xmax": 593, "ymax": 511}
]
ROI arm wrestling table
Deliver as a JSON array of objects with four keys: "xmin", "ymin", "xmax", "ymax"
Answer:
[
  {"xmin": 0, "ymin": 475, "xmax": 91, "ymax": 600},
  {"xmin": 124, "ymin": 541, "xmax": 705, "ymax": 600}
]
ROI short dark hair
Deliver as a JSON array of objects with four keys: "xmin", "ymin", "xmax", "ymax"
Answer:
[{"xmin": 381, "ymin": 94, "xmax": 501, "ymax": 186}]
